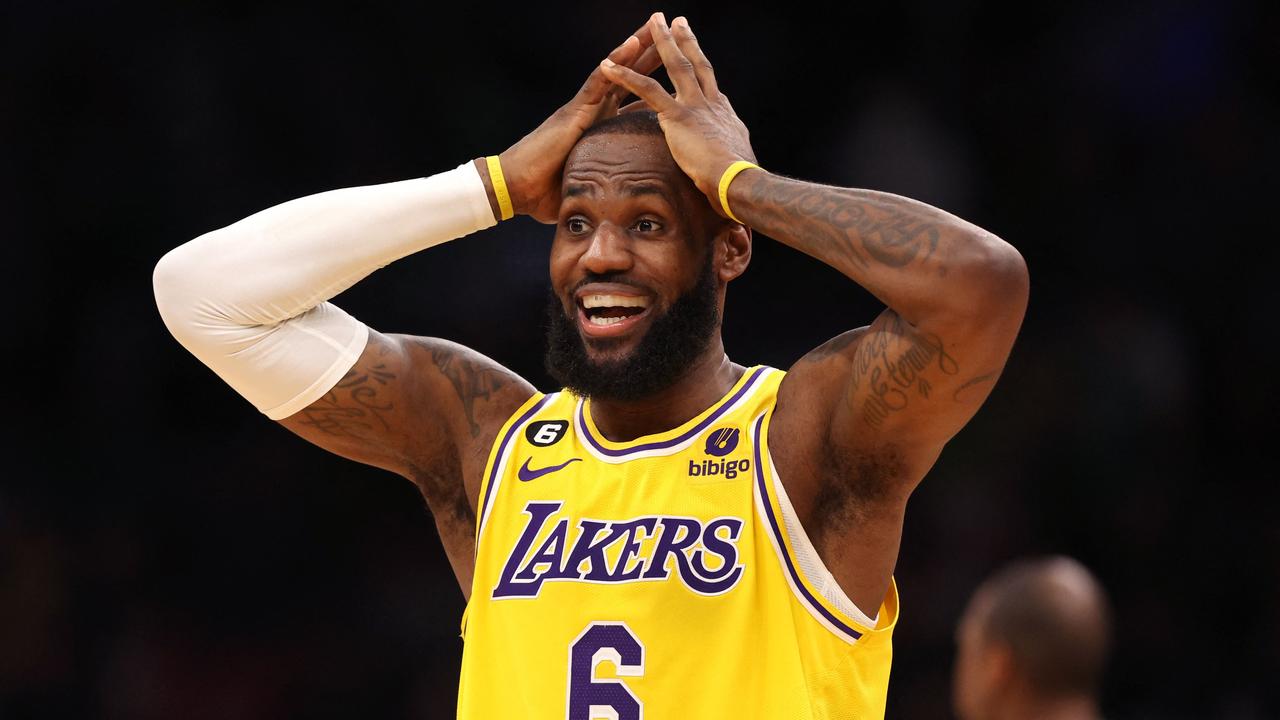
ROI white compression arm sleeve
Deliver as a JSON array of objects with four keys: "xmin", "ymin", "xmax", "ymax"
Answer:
[{"xmin": 153, "ymin": 161, "xmax": 497, "ymax": 419}]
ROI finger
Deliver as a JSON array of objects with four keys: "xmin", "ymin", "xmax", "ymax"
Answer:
[
  {"xmin": 603, "ymin": 82, "xmax": 637, "ymax": 112},
  {"xmin": 671, "ymin": 16, "xmax": 718, "ymax": 96},
  {"xmin": 578, "ymin": 35, "xmax": 642, "ymax": 103},
  {"xmin": 631, "ymin": 42, "xmax": 662, "ymax": 76},
  {"xmin": 599, "ymin": 59, "xmax": 678, "ymax": 112},
  {"xmin": 579, "ymin": 15, "xmax": 660, "ymax": 105},
  {"xmin": 647, "ymin": 12, "xmax": 702, "ymax": 100},
  {"xmin": 630, "ymin": 20, "xmax": 655, "ymax": 54},
  {"xmin": 601, "ymin": 41, "xmax": 663, "ymax": 108}
]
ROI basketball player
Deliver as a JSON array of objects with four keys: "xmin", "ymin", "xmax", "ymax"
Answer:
[
  {"xmin": 953, "ymin": 557, "xmax": 1111, "ymax": 720},
  {"xmin": 154, "ymin": 13, "xmax": 1028, "ymax": 718}
]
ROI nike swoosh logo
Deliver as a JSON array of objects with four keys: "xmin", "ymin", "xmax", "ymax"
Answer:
[{"xmin": 518, "ymin": 457, "xmax": 582, "ymax": 482}]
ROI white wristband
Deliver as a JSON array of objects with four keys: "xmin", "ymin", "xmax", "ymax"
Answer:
[{"xmin": 154, "ymin": 161, "xmax": 495, "ymax": 419}]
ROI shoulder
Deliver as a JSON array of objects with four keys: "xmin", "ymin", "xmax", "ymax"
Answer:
[
  {"xmin": 775, "ymin": 326, "xmax": 871, "ymax": 423},
  {"xmin": 765, "ymin": 328, "xmax": 868, "ymax": 486}
]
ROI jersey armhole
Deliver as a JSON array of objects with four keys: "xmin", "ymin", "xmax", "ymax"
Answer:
[{"xmin": 751, "ymin": 410, "xmax": 901, "ymax": 644}]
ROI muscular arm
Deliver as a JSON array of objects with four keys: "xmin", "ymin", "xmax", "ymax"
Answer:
[
  {"xmin": 279, "ymin": 331, "xmax": 531, "ymax": 487},
  {"xmin": 733, "ymin": 175, "xmax": 1027, "ymax": 615},
  {"xmin": 280, "ymin": 330, "xmax": 533, "ymax": 593},
  {"xmin": 732, "ymin": 172, "xmax": 1028, "ymax": 466}
]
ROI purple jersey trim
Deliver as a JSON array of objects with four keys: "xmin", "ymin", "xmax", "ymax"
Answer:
[
  {"xmin": 752, "ymin": 414, "xmax": 865, "ymax": 641},
  {"xmin": 477, "ymin": 394, "xmax": 553, "ymax": 546},
  {"xmin": 577, "ymin": 367, "xmax": 768, "ymax": 458}
]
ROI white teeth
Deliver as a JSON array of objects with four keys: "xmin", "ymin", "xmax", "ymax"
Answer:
[
  {"xmin": 582, "ymin": 294, "xmax": 649, "ymax": 309},
  {"xmin": 589, "ymin": 315, "xmax": 627, "ymax": 326}
]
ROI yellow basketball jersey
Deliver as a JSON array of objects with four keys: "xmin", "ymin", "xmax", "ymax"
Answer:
[{"xmin": 457, "ymin": 366, "xmax": 899, "ymax": 719}]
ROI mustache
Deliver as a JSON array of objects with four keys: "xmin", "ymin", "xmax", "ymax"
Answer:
[{"xmin": 569, "ymin": 272, "xmax": 653, "ymax": 297}]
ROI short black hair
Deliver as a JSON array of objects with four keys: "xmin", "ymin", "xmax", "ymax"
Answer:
[
  {"xmin": 580, "ymin": 109, "xmax": 663, "ymax": 140},
  {"xmin": 570, "ymin": 108, "xmax": 730, "ymax": 236},
  {"xmin": 979, "ymin": 557, "xmax": 1111, "ymax": 699}
]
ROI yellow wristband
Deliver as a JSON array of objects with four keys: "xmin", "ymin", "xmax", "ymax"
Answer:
[
  {"xmin": 717, "ymin": 160, "xmax": 759, "ymax": 224},
  {"xmin": 485, "ymin": 155, "xmax": 514, "ymax": 221}
]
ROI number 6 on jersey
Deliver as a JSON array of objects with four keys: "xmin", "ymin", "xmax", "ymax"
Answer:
[{"xmin": 567, "ymin": 622, "xmax": 646, "ymax": 719}]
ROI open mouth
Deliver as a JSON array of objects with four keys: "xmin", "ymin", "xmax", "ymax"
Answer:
[{"xmin": 575, "ymin": 292, "xmax": 652, "ymax": 337}]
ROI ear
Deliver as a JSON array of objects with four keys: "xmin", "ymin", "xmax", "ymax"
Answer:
[{"xmin": 716, "ymin": 223, "xmax": 752, "ymax": 282}]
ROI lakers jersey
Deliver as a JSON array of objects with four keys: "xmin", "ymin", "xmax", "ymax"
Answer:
[{"xmin": 457, "ymin": 366, "xmax": 899, "ymax": 719}]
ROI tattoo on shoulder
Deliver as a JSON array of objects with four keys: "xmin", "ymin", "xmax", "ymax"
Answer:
[
  {"xmin": 295, "ymin": 363, "xmax": 397, "ymax": 438},
  {"xmin": 850, "ymin": 314, "xmax": 959, "ymax": 429},
  {"xmin": 429, "ymin": 346, "xmax": 513, "ymax": 438}
]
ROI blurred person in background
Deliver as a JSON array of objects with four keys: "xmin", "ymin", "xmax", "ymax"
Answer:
[
  {"xmin": 153, "ymin": 12, "xmax": 1028, "ymax": 719},
  {"xmin": 953, "ymin": 556, "xmax": 1111, "ymax": 720}
]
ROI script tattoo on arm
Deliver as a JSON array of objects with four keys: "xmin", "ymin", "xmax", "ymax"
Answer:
[
  {"xmin": 739, "ymin": 173, "xmax": 943, "ymax": 276},
  {"xmin": 849, "ymin": 312, "xmax": 959, "ymax": 430},
  {"xmin": 295, "ymin": 345, "xmax": 397, "ymax": 438}
]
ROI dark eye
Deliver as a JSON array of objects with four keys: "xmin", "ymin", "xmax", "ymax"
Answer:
[
  {"xmin": 633, "ymin": 219, "xmax": 660, "ymax": 233},
  {"xmin": 566, "ymin": 217, "xmax": 588, "ymax": 234}
]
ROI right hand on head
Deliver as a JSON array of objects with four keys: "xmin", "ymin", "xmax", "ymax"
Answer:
[{"xmin": 496, "ymin": 25, "xmax": 660, "ymax": 223}]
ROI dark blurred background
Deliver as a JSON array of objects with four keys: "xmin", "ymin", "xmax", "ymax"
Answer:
[{"xmin": 3, "ymin": 0, "xmax": 1277, "ymax": 717}]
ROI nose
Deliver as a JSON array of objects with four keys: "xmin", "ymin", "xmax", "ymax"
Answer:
[{"xmin": 581, "ymin": 222, "xmax": 634, "ymax": 275}]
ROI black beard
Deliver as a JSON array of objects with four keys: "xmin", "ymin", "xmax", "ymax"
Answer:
[{"xmin": 544, "ymin": 256, "xmax": 720, "ymax": 402}]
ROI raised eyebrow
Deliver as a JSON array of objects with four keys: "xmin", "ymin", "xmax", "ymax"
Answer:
[
  {"xmin": 624, "ymin": 184, "xmax": 672, "ymax": 201},
  {"xmin": 564, "ymin": 184, "xmax": 595, "ymax": 198}
]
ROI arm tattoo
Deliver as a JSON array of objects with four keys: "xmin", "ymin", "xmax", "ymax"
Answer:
[
  {"xmin": 850, "ymin": 314, "xmax": 958, "ymax": 430},
  {"xmin": 952, "ymin": 372, "xmax": 998, "ymax": 402},
  {"xmin": 741, "ymin": 173, "xmax": 942, "ymax": 272},
  {"xmin": 295, "ymin": 362, "xmax": 396, "ymax": 437},
  {"xmin": 429, "ymin": 347, "xmax": 512, "ymax": 438}
]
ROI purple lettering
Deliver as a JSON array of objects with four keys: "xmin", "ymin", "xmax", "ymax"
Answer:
[
  {"xmin": 689, "ymin": 517, "xmax": 745, "ymax": 592},
  {"xmin": 609, "ymin": 518, "xmax": 658, "ymax": 581},
  {"xmin": 492, "ymin": 503, "xmax": 747, "ymax": 600},
  {"xmin": 641, "ymin": 518, "xmax": 701, "ymax": 581},
  {"xmin": 513, "ymin": 518, "xmax": 568, "ymax": 581},
  {"xmin": 492, "ymin": 501, "xmax": 561, "ymax": 598},
  {"xmin": 554, "ymin": 519, "xmax": 612, "ymax": 581}
]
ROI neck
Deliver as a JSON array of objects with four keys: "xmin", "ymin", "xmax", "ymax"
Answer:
[
  {"xmin": 588, "ymin": 338, "xmax": 743, "ymax": 442},
  {"xmin": 997, "ymin": 694, "xmax": 1100, "ymax": 720}
]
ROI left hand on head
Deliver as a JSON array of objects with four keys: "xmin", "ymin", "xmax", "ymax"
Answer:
[
  {"xmin": 498, "ymin": 22, "xmax": 662, "ymax": 223},
  {"xmin": 600, "ymin": 13, "xmax": 757, "ymax": 218}
]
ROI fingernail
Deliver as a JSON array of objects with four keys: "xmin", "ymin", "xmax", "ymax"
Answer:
[
  {"xmin": 601, "ymin": 58, "xmax": 616, "ymax": 68},
  {"xmin": 674, "ymin": 16, "xmax": 688, "ymax": 29},
  {"xmin": 654, "ymin": 11, "xmax": 666, "ymax": 24}
]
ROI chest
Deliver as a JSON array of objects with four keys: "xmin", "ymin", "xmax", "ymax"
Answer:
[{"xmin": 475, "ymin": 413, "xmax": 762, "ymax": 597}]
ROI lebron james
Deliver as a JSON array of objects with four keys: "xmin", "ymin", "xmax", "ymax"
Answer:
[{"xmin": 155, "ymin": 13, "xmax": 1028, "ymax": 719}]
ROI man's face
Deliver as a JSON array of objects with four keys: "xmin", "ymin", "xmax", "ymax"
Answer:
[{"xmin": 545, "ymin": 132, "xmax": 723, "ymax": 400}]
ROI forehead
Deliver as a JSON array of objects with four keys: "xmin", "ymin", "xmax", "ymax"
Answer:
[{"xmin": 562, "ymin": 133, "xmax": 690, "ymax": 198}]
